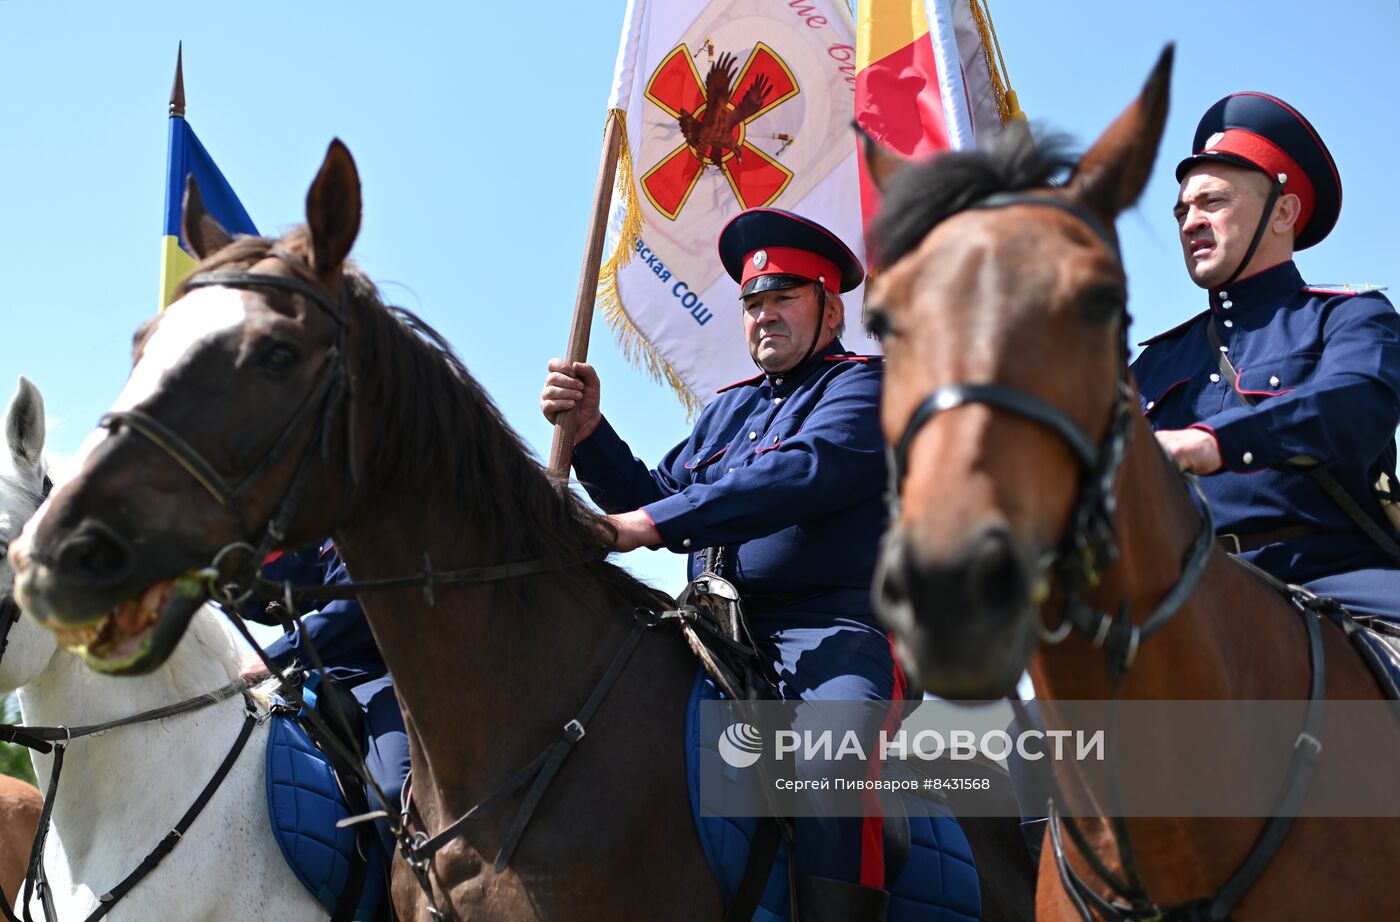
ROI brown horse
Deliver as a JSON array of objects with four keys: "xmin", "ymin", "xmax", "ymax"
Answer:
[
  {"xmin": 9, "ymin": 143, "xmax": 718, "ymax": 921},
  {"xmin": 863, "ymin": 47, "xmax": 1400, "ymax": 920},
  {"xmin": 0, "ymin": 773, "xmax": 41, "ymax": 908}
]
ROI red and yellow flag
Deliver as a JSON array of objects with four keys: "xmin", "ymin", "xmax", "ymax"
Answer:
[{"xmin": 854, "ymin": 0, "xmax": 1023, "ymax": 224}]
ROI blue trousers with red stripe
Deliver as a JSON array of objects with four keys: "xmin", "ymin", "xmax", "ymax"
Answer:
[{"xmin": 755, "ymin": 615, "xmax": 905, "ymax": 888}]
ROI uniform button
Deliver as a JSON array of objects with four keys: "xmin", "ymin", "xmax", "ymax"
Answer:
[
  {"xmin": 1223, "ymin": 319, "xmax": 1234, "ymax": 328},
  {"xmin": 774, "ymin": 397, "xmax": 783, "ymax": 405},
  {"xmin": 1222, "ymin": 300, "xmax": 1233, "ymax": 309},
  {"xmin": 726, "ymin": 467, "xmax": 734, "ymax": 473},
  {"xmin": 1218, "ymin": 290, "xmax": 1230, "ymax": 299},
  {"xmin": 1210, "ymin": 373, "xmax": 1221, "ymax": 383},
  {"xmin": 1269, "ymin": 376, "xmax": 1281, "ymax": 388},
  {"xmin": 1219, "ymin": 345, "xmax": 1229, "ymax": 353},
  {"xmin": 748, "ymin": 431, "xmax": 757, "ymax": 440},
  {"xmin": 682, "ymin": 538, "xmax": 692, "ymax": 548},
  {"xmin": 774, "ymin": 378, "xmax": 783, "ymax": 386},
  {"xmin": 1145, "ymin": 400, "xmax": 1156, "ymax": 410},
  {"xmin": 1242, "ymin": 451, "xmax": 1254, "ymax": 465}
]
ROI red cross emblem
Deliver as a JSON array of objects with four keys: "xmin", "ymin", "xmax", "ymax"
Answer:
[{"xmin": 641, "ymin": 43, "xmax": 799, "ymax": 221}]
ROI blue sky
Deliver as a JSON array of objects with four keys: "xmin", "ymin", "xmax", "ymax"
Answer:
[{"xmin": 0, "ymin": 1, "xmax": 1396, "ymax": 598}]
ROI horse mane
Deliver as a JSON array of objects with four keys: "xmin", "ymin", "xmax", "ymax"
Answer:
[
  {"xmin": 871, "ymin": 133, "xmax": 1079, "ymax": 268},
  {"xmin": 180, "ymin": 232, "xmax": 669, "ymax": 612}
]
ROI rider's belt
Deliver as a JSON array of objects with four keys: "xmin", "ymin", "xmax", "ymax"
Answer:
[
  {"xmin": 1217, "ymin": 524, "xmax": 1322, "ymax": 555},
  {"xmin": 743, "ymin": 590, "xmax": 826, "ymax": 613}
]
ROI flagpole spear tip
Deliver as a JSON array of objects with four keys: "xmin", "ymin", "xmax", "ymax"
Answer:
[{"xmin": 169, "ymin": 41, "xmax": 186, "ymax": 118}]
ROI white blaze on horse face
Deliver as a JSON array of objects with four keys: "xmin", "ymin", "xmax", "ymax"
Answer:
[
  {"xmin": 20, "ymin": 288, "xmax": 251, "ymax": 545},
  {"xmin": 111, "ymin": 287, "xmax": 251, "ymax": 414}
]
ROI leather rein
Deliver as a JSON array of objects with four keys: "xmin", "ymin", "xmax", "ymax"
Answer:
[{"xmin": 887, "ymin": 191, "xmax": 1325, "ymax": 921}]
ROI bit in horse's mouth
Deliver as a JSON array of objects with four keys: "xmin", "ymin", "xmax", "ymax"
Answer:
[{"xmin": 51, "ymin": 574, "xmax": 209, "ymax": 673}]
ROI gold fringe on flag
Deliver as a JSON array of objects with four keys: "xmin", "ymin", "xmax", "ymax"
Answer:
[
  {"xmin": 594, "ymin": 108, "xmax": 705, "ymax": 417},
  {"xmin": 967, "ymin": 0, "xmax": 1026, "ymax": 127}
]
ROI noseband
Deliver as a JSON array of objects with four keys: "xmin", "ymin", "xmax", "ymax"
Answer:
[
  {"xmin": 99, "ymin": 254, "xmax": 355, "ymax": 603},
  {"xmin": 887, "ymin": 191, "xmax": 1216, "ymax": 679}
]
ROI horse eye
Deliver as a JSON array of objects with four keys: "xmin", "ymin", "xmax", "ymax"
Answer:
[{"xmin": 260, "ymin": 344, "xmax": 301, "ymax": 372}]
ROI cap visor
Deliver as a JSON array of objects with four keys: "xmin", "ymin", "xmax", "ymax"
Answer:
[{"xmin": 740, "ymin": 274, "xmax": 811, "ymax": 297}]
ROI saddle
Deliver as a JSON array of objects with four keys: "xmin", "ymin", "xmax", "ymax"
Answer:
[
  {"xmin": 1334, "ymin": 613, "xmax": 1400, "ymax": 712},
  {"xmin": 666, "ymin": 559, "xmax": 981, "ymax": 922},
  {"xmin": 265, "ymin": 671, "xmax": 388, "ymax": 922}
]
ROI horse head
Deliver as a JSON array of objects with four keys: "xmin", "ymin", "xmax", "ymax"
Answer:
[
  {"xmin": 12, "ymin": 141, "xmax": 365, "ymax": 676},
  {"xmin": 867, "ymin": 48, "xmax": 1173, "ymax": 699},
  {"xmin": 0, "ymin": 377, "xmax": 58, "ymax": 691}
]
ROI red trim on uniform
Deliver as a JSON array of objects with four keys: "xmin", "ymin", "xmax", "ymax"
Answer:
[
  {"xmin": 1233, "ymin": 369, "xmax": 1293, "ymax": 399},
  {"xmin": 1302, "ymin": 286, "xmax": 1360, "ymax": 297},
  {"xmin": 262, "ymin": 550, "xmax": 284, "ymax": 566},
  {"xmin": 1143, "ymin": 378, "xmax": 1189, "ymax": 415},
  {"xmin": 857, "ymin": 636, "xmax": 911, "ymax": 890},
  {"xmin": 1138, "ymin": 309, "xmax": 1210, "ymax": 346},
  {"xmin": 716, "ymin": 372, "xmax": 766, "ymax": 394},
  {"xmin": 640, "ymin": 508, "xmax": 658, "ymax": 530},
  {"xmin": 1202, "ymin": 129, "xmax": 1316, "ymax": 235},
  {"xmin": 684, "ymin": 446, "xmax": 729, "ymax": 470},
  {"xmin": 823, "ymin": 354, "xmax": 880, "ymax": 364},
  {"xmin": 740, "ymin": 247, "xmax": 841, "ymax": 294}
]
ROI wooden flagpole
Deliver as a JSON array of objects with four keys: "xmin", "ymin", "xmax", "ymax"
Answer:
[{"xmin": 549, "ymin": 110, "xmax": 625, "ymax": 479}]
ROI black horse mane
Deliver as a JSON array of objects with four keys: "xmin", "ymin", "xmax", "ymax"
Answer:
[
  {"xmin": 872, "ymin": 133, "xmax": 1079, "ymax": 268},
  {"xmin": 181, "ymin": 232, "xmax": 669, "ymax": 611}
]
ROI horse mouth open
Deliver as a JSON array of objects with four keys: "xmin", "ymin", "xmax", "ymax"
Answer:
[{"xmin": 47, "ymin": 574, "xmax": 209, "ymax": 675}]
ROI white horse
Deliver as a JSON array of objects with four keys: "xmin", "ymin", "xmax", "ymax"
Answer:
[{"xmin": 0, "ymin": 376, "xmax": 324, "ymax": 921}]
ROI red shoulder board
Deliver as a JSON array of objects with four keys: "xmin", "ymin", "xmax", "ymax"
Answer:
[
  {"xmin": 716, "ymin": 372, "xmax": 766, "ymax": 394},
  {"xmin": 1138, "ymin": 308, "xmax": 1210, "ymax": 347},
  {"xmin": 823, "ymin": 354, "xmax": 883, "ymax": 364}
]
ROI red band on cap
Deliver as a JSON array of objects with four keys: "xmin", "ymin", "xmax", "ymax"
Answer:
[
  {"xmin": 740, "ymin": 246, "xmax": 840, "ymax": 294},
  {"xmin": 1203, "ymin": 129, "xmax": 1316, "ymax": 236}
]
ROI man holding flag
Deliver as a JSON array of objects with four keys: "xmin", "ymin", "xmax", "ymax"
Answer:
[{"xmin": 542, "ymin": 207, "xmax": 898, "ymax": 921}]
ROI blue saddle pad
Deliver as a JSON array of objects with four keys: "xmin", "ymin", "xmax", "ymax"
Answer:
[
  {"xmin": 266, "ymin": 696, "xmax": 386, "ymax": 921},
  {"xmin": 686, "ymin": 670, "xmax": 981, "ymax": 922}
]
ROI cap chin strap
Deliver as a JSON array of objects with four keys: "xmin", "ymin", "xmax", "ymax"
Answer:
[
  {"xmin": 752, "ymin": 281, "xmax": 828, "ymax": 378},
  {"xmin": 1218, "ymin": 176, "xmax": 1285, "ymax": 290}
]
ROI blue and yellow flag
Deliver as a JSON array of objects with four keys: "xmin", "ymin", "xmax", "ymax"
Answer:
[{"xmin": 160, "ymin": 114, "xmax": 257, "ymax": 309}]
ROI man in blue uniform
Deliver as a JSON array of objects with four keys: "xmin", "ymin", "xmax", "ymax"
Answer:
[
  {"xmin": 1132, "ymin": 92, "xmax": 1400, "ymax": 619},
  {"xmin": 541, "ymin": 209, "xmax": 901, "ymax": 921}
]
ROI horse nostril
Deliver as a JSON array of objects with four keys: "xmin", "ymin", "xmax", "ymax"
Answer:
[
  {"xmin": 967, "ymin": 529, "xmax": 1027, "ymax": 615},
  {"xmin": 55, "ymin": 525, "xmax": 133, "ymax": 585}
]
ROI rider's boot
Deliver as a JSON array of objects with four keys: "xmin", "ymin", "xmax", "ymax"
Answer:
[{"xmin": 794, "ymin": 874, "xmax": 890, "ymax": 922}]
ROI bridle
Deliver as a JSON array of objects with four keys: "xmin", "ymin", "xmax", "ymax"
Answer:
[
  {"xmin": 888, "ymin": 191, "xmax": 1216, "ymax": 682},
  {"xmin": 100, "ymin": 253, "xmax": 355, "ymax": 604},
  {"xmin": 884, "ymin": 191, "xmax": 1324, "ymax": 921}
]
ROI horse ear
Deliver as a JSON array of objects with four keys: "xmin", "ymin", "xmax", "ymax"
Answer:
[
  {"xmin": 305, "ymin": 138, "xmax": 362, "ymax": 280},
  {"xmin": 855, "ymin": 121, "xmax": 908, "ymax": 195},
  {"xmin": 6, "ymin": 376, "xmax": 45, "ymax": 474},
  {"xmin": 182, "ymin": 175, "xmax": 233, "ymax": 261},
  {"xmin": 1068, "ymin": 44, "xmax": 1174, "ymax": 220}
]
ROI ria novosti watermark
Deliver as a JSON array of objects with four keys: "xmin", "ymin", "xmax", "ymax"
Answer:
[{"xmin": 696, "ymin": 698, "xmax": 1400, "ymax": 818}]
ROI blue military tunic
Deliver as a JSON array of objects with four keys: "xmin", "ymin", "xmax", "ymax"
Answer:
[
  {"xmin": 1131, "ymin": 259, "xmax": 1400, "ymax": 617},
  {"xmin": 571, "ymin": 339, "xmax": 905, "ymax": 887}
]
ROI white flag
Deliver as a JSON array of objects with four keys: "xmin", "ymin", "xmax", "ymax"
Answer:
[{"xmin": 599, "ymin": 0, "xmax": 871, "ymax": 413}]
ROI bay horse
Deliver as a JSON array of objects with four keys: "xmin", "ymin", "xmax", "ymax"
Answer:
[
  {"xmin": 862, "ymin": 47, "xmax": 1400, "ymax": 920},
  {"xmin": 0, "ymin": 377, "xmax": 323, "ymax": 920},
  {"xmin": 11, "ymin": 142, "xmax": 719, "ymax": 921}
]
